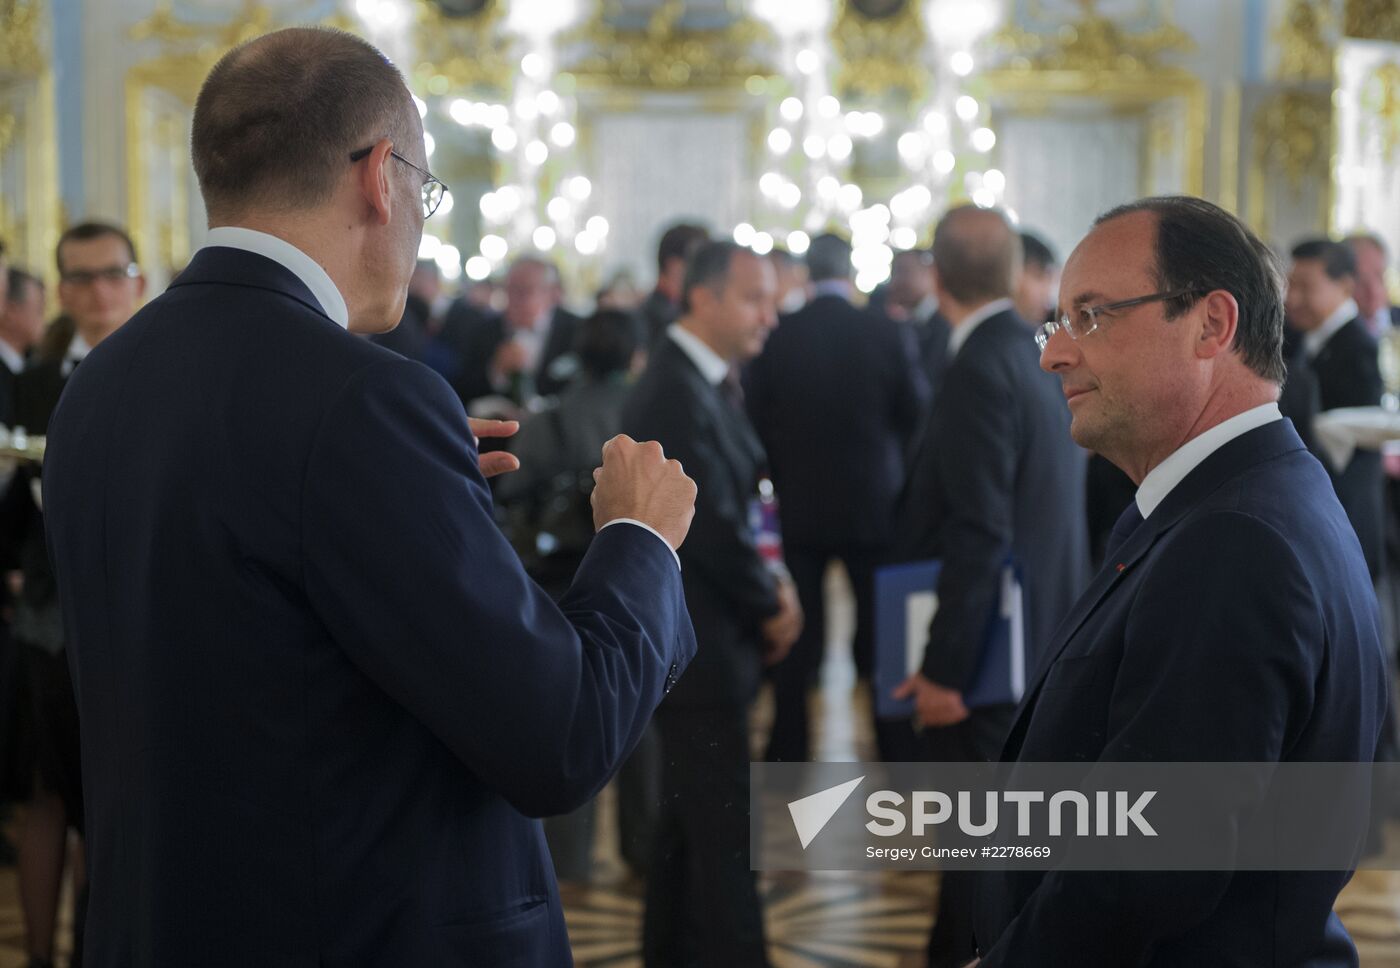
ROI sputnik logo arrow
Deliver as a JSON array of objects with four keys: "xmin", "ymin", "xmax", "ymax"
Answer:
[{"xmin": 788, "ymin": 776, "xmax": 865, "ymax": 849}]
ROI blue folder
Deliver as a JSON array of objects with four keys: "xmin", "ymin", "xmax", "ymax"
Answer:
[{"xmin": 873, "ymin": 558, "xmax": 1026, "ymax": 720}]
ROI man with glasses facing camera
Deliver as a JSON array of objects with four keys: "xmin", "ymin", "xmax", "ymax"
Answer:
[
  {"xmin": 971, "ymin": 197, "xmax": 1387, "ymax": 966},
  {"xmin": 2, "ymin": 221, "xmax": 144, "ymax": 968},
  {"xmin": 41, "ymin": 27, "xmax": 697, "ymax": 968}
]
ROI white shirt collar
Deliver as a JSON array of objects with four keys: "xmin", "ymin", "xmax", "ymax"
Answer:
[
  {"xmin": 60, "ymin": 333, "xmax": 92, "ymax": 377},
  {"xmin": 668, "ymin": 323, "xmax": 729, "ymax": 386},
  {"xmin": 912, "ymin": 294, "xmax": 940, "ymax": 324},
  {"xmin": 200, "ymin": 226, "xmax": 349, "ymax": 329},
  {"xmin": 0, "ymin": 340, "xmax": 24, "ymax": 375},
  {"xmin": 812, "ymin": 279, "xmax": 854, "ymax": 302},
  {"xmin": 947, "ymin": 297, "xmax": 1014, "ymax": 358},
  {"xmin": 1135, "ymin": 403, "xmax": 1282, "ymax": 518},
  {"xmin": 1303, "ymin": 298, "xmax": 1359, "ymax": 359},
  {"xmin": 1369, "ymin": 307, "xmax": 1392, "ymax": 338},
  {"xmin": 67, "ymin": 333, "xmax": 92, "ymax": 363}
]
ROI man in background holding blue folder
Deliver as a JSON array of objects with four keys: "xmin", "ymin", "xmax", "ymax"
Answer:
[{"xmin": 892, "ymin": 205, "xmax": 1090, "ymax": 968}]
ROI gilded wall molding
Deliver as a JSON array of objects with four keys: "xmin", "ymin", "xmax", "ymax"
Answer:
[
  {"xmin": 1345, "ymin": 0, "xmax": 1400, "ymax": 42},
  {"xmin": 0, "ymin": 0, "xmax": 44, "ymax": 75},
  {"xmin": 992, "ymin": 0, "xmax": 1194, "ymax": 73},
  {"xmin": 1362, "ymin": 60, "xmax": 1400, "ymax": 165},
  {"xmin": 0, "ymin": 0, "xmax": 59, "ymax": 286},
  {"xmin": 982, "ymin": 1, "xmax": 1203, "ymax": 197},
  {"xmin": 832, "ymin": 0, "xmax": 928, "ymax": 100},
  {"xmin": 563, "ymin": 0, "xmax": 771, "ymax": 89},
  {"xmin": 412, "ymin": 0, "xmax": 511, "ymax": 94},
  {"xmin": 1275, "ymin": 0, "xmax": 1339, "ymax": 82}
]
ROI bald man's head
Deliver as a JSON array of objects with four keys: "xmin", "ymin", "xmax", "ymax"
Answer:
[
  {"xmin": 192, "ymin": 27, "xmax": 418, "ymax": 221},
  {"xmin": 931, "ymin": 204, "xmax": 1022, "ymax": 305}
]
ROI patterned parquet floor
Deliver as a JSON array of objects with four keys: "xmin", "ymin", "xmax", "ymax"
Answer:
[{"xmin": 3, "ymin": 567, "xmax": 1400, "ymax": 966}]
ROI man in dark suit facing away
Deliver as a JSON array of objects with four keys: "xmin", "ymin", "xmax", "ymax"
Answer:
[
  {"xmin": 41, "ymin": 27, "xmax": 699, "ymax": 968},
  {"xmin": 640, "ymin": 222, "xmax": 710, "ymax": 347},
  {"xmin": 892, "ymin": 206, "xmax": 1089, "ymax": 967},
  {"xmin": 975, "ymin": 196, "xmax": 1388, "ymax": 967},
  {"xmin": 884, "ymin": 246, "xmax": 951, "ymax": 391},
  {"xmin": 1279, "ymin": 238, "xmax": 1384, "ymax": 578},
  {"xmin": 746, "ymin": 232, "xmax": 927, "ymax": 763},
  {"xmin": 624, "ymin": 241, "xmax": 803, "ymax": 968}
]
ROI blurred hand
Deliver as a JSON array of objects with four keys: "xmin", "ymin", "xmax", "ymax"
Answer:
[
  {"xmin": 762, "ymin": 576, "xmax": 803, "ymax": 665},
  {"xmin": 892, "ymin": 672, "xmax": 970, "ymax": 729},
  {"xmin": 491, "ymin": 340, "xmax": 530, "ymax": 378},
  {"xmin": 591, "ymin": 435, "xmax": 696, "ymax": 550},
  {"xmin": 467, "ymin": 417, "xmax": 520, "ymax": 478}
]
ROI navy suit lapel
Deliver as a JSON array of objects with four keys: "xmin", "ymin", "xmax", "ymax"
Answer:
[
  {"xmin": 662, "ymin": 339, "xmax": 762, "ymax": 496},
  {"xmin": 170, "ymin": 247, "xmax": 335, "ymax": 325},
  {"xmin": 1003, "ymin": 419, "xmax": 1308, "ymax": 758}
]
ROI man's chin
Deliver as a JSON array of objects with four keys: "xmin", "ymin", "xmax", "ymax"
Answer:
[{"xmin": 1068, "ymin": 416, "xmax": 1101, "ymax": 452}]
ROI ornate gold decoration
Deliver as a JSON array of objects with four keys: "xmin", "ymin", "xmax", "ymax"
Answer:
[
  {"xmin": 1361, "ymin": 61, "xmax": 1400, "ymax": 164},
  {"xmin": 993, "ymin": 0, "xmax": 1194, "ymax": 73},
  {"xmin": 1245, "ymin": 87, "xmax": 1331, "ymax": 241},
  {"xmin": 412, "ymin": 0, "xmax": 511, "ymax": 93},
  {"xmin": 832, "ymin": 0, "xmax": 928, "ymax": 100},
  {"xmin": 978, "ymin": 68, "xmax": 1207, "ymax": 197},
  {"xmin": 0, "ymin": 0, "xmax": 44, "ymax": 75},
  {"xmin": 1275, "ymin": 0, "xmax": 1338, "ymax": 82},
  {"xmin": 1345, "ymin": 0, "xmax": 1400, "ymax": 42},
  {"xmin": 1252, "ymin": 89, "xmax": 1331, "ymax": 192},
  {"xmin": 0, "ymin": 0, "xmax": 59, "ymax": 288},
  {"xmin": 564, "ymin": 0, "xmax": 771, "ymax": 89}
]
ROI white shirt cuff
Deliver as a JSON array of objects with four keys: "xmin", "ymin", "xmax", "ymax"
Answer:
[{"xmin": 600, "ymin": 518, "xmax": 681, "ymax": 572}]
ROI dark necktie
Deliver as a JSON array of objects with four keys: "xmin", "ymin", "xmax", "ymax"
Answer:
[
  {"xmin": 1105, "ymin": 501, "xmax": 1144, "ymax": 561},
  {"xmin": 719, "ymin": 370, "xmax": 745, "ymax": 414}
]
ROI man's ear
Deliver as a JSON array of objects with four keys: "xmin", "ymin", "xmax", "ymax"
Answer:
[
  {"xmin": 1197, "ymin": 289, "xmax": 1240, "ymax": 360},
  {"xmin": 356, "ymin": 138, "xmax": 395, "ymax": 227}
]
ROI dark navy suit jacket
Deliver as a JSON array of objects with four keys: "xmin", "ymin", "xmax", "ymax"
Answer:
[
  {"xmin": 895, "ymin": 309, "xmax": 1089, "ymax": 690},
  {"xmin": 1279, "ymin": 317, "xmax": 1384, "ymax": 577},
  {"xmin": 745, "ymin": 293, "xmax": 927, "ymax": 550},
  {"xmin": 975, "ymin": 419, "xmax": 1388, "ymax": 967},
  {"xmin": 42, "ymin": 246, "xmax": 695, "ymax": 967},
  {"xmin": 623, "ymin": 335, "xmax": 780, "ymax": 708}
]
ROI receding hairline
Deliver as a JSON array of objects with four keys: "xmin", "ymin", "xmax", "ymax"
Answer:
[{"xmin": 193, "ymin": 26, "xmax": 416, "ymax": 219}]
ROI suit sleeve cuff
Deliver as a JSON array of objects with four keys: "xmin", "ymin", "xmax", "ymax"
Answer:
[{"xmin": 600, "ymin": 518, "xmax": 681, "ymax": 572}]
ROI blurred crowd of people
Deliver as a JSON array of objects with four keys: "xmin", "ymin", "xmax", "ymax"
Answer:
[{"xmin": 0, "ymin": 204, "xmax": 1397, "ymax": 967}]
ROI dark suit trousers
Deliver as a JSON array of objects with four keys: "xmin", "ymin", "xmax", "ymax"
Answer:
[
  {"xmin": 765, "ymin": 547, "xmax": 878, "ymax": 763},
  {"xmin": 644, "ymin": 704, "xmax": 769, "ymax": 968},
  {"xmin": 922, "ymin": 703, "xmax": 1014, "ymax": 968}
]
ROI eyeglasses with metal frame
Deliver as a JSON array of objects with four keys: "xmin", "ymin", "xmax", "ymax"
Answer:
[
  {"xmin": 1035, "ymin": 288, "xmax": 1206, "ymax": 352},
  {"xmin": 349, "ymin": 145, "xmax": 447, "ymax": 219}
]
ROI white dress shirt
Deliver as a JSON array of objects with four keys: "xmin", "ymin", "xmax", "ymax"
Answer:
[
  {"xmin": 1135, "ymin": 403, "xmax": 1282, "ymax": 518},
  {"xmin": 911, "ymin": 293, "xmax": 941, "ymax": 326},
  {"xmin": 811, "ymin": 279, "xmax": 855, "ymax": 303},
  {"xmin": 0, "ymin": 340, "xmax": 24, "ymax": 376},
  {"xmin": 201, "ymin": 226, "xmax": 350, "ymax": 329},
  {"xmin": 947, "ymin": 297, "xmax": 1015, "ymax": 358},
  {"xmin": 668, "ymin": 322, "xmax": 729, "ymax": 386},
  {"xmin": 60, "ymin": 333, "xmax": 92, "ymax": 378},
  {"xmin": 1303, "ymin": 298, "xmax": 1359, "ymax": 360}
]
